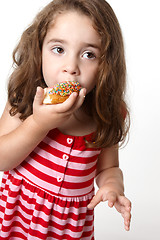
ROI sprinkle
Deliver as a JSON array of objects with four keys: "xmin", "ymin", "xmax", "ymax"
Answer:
[{"xmin": 49, "ymin": 81, "xmax": 82, "ymax": 96}]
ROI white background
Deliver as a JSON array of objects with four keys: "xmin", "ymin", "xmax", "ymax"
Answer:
[{"xmin": 0, "ymin": 1, "xmax": 160, "ymax": 239}]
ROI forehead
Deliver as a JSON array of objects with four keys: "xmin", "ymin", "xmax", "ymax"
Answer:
[{"xmin": 45, "ymin": 11, "xmax": 101, "ymax": 45}]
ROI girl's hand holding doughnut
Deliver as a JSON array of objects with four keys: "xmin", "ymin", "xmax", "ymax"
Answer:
[{"xmin": 32, "ymin": 82, "xmax": 86, "ymax": 132}]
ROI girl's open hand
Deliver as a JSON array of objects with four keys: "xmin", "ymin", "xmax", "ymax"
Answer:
[
  {"xmin": 87, "ymin": 186, "xmax": 131, "ymax": 231},
  {"xmin": 32, "ymin": 86, "xmax": 86, "ymax": 132}
]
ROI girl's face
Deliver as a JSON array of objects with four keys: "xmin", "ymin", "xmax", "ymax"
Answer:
[{"xmin": 42, "ymin": 11, "xmax": 101, "ymax": 93}]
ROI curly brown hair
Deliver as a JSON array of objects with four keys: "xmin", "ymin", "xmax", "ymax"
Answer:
[{"xmin": 8, "ymin": 0, "xmax": 130, "ymax": 148}]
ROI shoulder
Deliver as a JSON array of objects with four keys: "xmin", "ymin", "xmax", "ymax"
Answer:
[{"xmin": 0, "ymin": 102, "xmax": 22, "ymax": 136}]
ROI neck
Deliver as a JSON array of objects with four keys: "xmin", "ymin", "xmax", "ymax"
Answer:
[{"xmin": 58, "ymin": 108, "xmax": 96, "ymax": 136}]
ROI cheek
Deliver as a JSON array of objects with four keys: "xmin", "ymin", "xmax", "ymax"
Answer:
[
  {"xmin": 85, "ymin": 65, "xmax": 98, "ymax": 90},
  {"xmin": 42, "ymin": 58, "xmax": 55, "ymax": 76},
  {"xmin": 82, "ymin": 75, "xmax": 96, "ymax": 94},
  {"xmin": 42, "ymin": 52, "xmax": 54, "ymax": 77},
  {"xmin": 42, "ymin": 65, "xmax": 53, "ymax": 86}
]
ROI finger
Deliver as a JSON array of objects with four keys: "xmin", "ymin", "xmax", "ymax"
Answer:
[
  {"xmin": 87, "ymin": 191, "xmax": 103, "ymax": 209},
  {"xmin": 105, "ymin": 192, "xmax": 117, "ymax": 208},
  {"xmin": 55, "ymin": 88, "xmax": 86, "ymax": 114},
  {"xmin": 124, "ymin": 212, "xmax": 131, "ymax": 231},
  {"xmin": 120, "ymin": 208, "xmax": 131, "ymax": 230},
  {"xmin": 80, "ymin": 88, "xmax": 87, "ymax": 97},
  {"xmin": 124, "ymin": 211, "xmax": 131, "ymax": 222},
  {"xmin": 55, "ymin": 92, "xmax": 79, "ymax": 113},
  {"xmin": 33, "ymin": 87, "xmax": 44, "ymax": 106},
  {"xmin": 75, "ymin": 88, "xmax": 86, "ymax": 109},
  {"xmin": 114, "ymin": 203, "xmax": 125, "ymax": 214},
  {"xmin": 121, "ymin": 209, "xmax": 131, "ymax": 221},
  {"xmin": 125, "ymin": 223, "xmax": 130, "ymax": 231},
  {"xmin": 117, "ymin": 196, "xmax": 132, "ymax": 211},
  {"xmin": 114, "ymin": 203, "xmax": 131, "ymax": 231}
]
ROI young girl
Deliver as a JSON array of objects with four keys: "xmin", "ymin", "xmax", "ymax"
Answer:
[{"xmin": 0, "ymin": 0, "xmax": 131, "ymax": 239}]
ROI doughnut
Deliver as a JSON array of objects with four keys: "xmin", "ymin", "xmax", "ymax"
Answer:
[{"xmin": 43, "ymin": 81, "xmax": 82, "ymax": 104}]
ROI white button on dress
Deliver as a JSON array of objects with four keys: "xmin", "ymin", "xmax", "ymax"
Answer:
[
  {"xmin": 67, "ymin": 138, "xmax": 73, "ymax": 144},
  {"xmin": 63, "ymin": 154, "xmax": 69, "ymax": 160},
  {"xmin": 57, "ymin": 176, "xmax": 63, "ymax": 182}
]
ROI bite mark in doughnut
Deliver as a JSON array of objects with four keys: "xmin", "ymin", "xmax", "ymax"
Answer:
[{"xmin": 43, "ymin": 81, "xmax": 82, "ymax": 104}]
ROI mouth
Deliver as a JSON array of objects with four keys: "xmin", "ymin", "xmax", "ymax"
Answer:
[
  {"xmin": 60, "ymin": 78, "xmax": 78, "ymax": 83},
  {"xmin": 57, "ymin": 79, "xmax": 81, "ymax": 87}
]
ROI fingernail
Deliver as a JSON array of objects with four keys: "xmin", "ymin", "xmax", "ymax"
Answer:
[
  {"xmin": 36, "ymin": 86, "xmax": 42, "ymax": 95},
  {"xmin": 73, "ymin": 92, "xmax": 78, "ymax": 97},
  {"xmin": 125, "ymin": 226, "xmax": 130, "ymax": 231},
  {"xmin": 36, "ymin": 86, "xmax": 40, "ymax": 92},
  {"xmin": 109, "ymin": 202, "xmax": 114, "ymax": 207},
  {"xmin": 81, "ymin": 88, "xmax": 86, "ymax": 96}
]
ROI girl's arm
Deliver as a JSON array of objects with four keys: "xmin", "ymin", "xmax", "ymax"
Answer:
[
  {"xmin": 0, "ymin": 102, "xmax": 49, "ymax": 171},
  {"xmin": 95, "ymin": 146, "xmax": 124, "ymax": 193},
  {"xmin": 0, "ymin": 87, "xmax": 86, "ymax": 171},
  {"xmin": 87, "ymin": 146, "xmax": 132, "ymax": 231}
]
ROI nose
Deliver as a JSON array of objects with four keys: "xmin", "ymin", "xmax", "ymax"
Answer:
[{"xmin": 63, "ymin": 56, "xmax": 80, "ymax": 76}]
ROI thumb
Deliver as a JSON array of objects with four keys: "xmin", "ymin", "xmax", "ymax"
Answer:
[
  {"xmin": 87, "ymin": 191, "xmax": 103, "ymax": 209},
  {"xmin": 34, "ymin": 87, "xmax": 44, "ymax": 106}
]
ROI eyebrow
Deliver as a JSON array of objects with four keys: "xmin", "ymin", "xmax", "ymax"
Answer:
[{"xmin": 47, "ymin": 38, "xmax": 101, "ymax": 50}]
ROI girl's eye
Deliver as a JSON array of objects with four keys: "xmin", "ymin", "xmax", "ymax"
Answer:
[
  {"xmin": 52, "ymin": 47, "xmax": 64, "ymax": 54},
  {"xmin": 82, "ymin": 51, "xmax": 96, "ymax": 59}
]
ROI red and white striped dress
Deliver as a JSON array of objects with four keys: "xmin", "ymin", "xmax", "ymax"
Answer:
[{"xmin": 0, "ymin": 128, "xmax": 101, "ymax": 239}]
